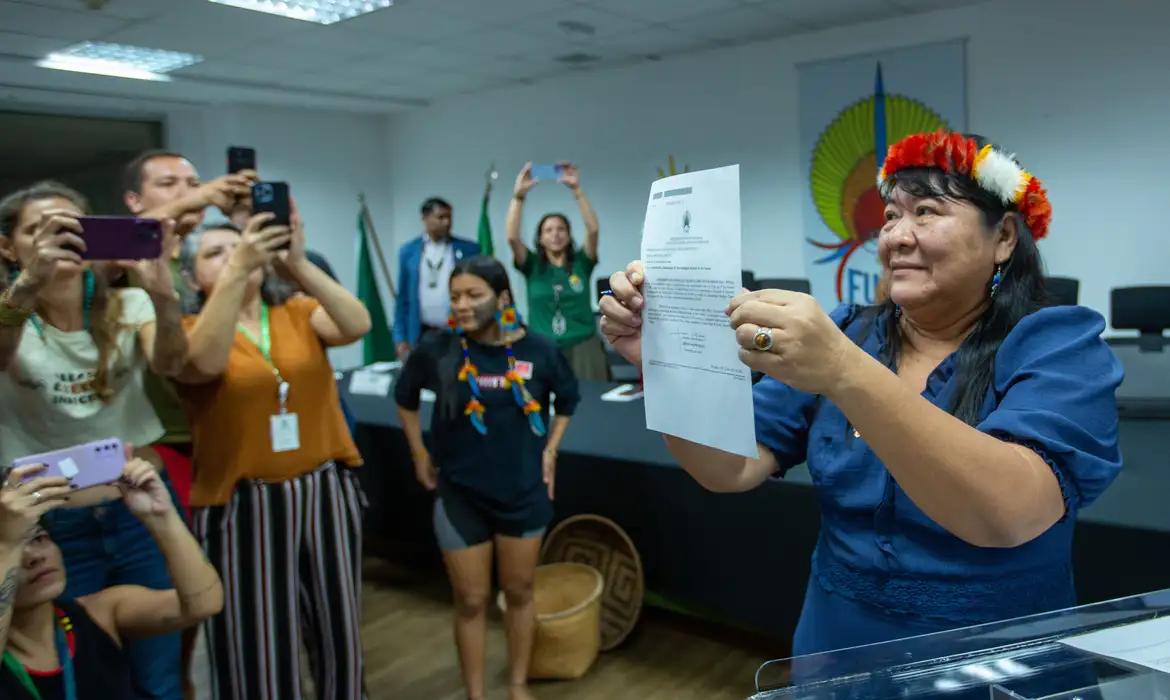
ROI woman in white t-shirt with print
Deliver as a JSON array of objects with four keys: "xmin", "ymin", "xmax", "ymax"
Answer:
[{"xmin": 0, "ymin": 181, "xmax": 192, "ymax": 699}]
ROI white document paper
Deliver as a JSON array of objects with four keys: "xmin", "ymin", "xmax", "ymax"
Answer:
[
  {"xmin": 1060, "ymin": 617, "xmax": 1170, "ymax": 674},
  {"xmin": 348, "ymin": 370, "xmax": 393, "ymax": 397},
  {"xmin": 639, "ymin": 165, "xmax": 758, "ymax": 458}
]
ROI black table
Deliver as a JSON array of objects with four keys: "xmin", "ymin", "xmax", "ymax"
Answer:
[{"xmin": 345, "ymin": 374, "xmax": 1170, "ymax": 641}]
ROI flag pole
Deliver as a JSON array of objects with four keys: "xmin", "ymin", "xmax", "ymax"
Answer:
[
  {"xmin": 357, "ymin": 192, "xmax": 396, "ymax": 299},
  {"xmin": 485, "ymin": 162, "xmax": 497, "ymax": 199}
]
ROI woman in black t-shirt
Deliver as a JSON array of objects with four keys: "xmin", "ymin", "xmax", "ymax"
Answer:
[
  {"xmin": 396, "ymin": 255, "xmax": 580, "ymax": 700},
  {"xmin": 0, "ymin": 455, "xmax": 223, "ymax": 700}
]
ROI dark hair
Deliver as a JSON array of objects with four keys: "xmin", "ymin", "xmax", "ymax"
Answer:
[
  {"xmin": 123, "ymin": 149, "xmax": 185, "ymax": 194},
  {"xmin": 420, "ymin": 197, "xmax": 452, "ymax": 217},
  {"xmin": 533, "ymin": 213, "xmax": 574, "ymax": 273},
  {"xmin": 434, "ymin": 255, "xmax": 517, "ymax": 420},
  {"xmin": 869, "ymin": 134, "xmax": 1050, "ymax": 426},
  {"xmin": 177, "ymin": 221, "xmax": 294, "ymax": 315},
  {"xmin": 0, "ymin": 181, "xmax": 124, "ymax": 403}
]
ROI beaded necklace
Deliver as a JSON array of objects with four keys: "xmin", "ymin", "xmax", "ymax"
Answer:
[{"xmin": 452, "ymin": 307, "xmax": 546, "ymax": 437}]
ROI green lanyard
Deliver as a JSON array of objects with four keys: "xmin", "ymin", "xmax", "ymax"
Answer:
[
  {"xmin": 2, "ymin": 616, "xmax": 76, "ymax": 700},
  {"xmin": 237, "ymin": 303, "xmax": 290, "ymax": 411},
  {"xmin": 236, "ymin": 303, "xmax": 271, "ymax": 363}
]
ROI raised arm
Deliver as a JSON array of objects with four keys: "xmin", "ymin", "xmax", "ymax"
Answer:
[
  {"xmin": 0, "ymin": 210, "xmax": 86, "ymax": 371},
  {"xmin": 138, "ymin": 173, "xmax": 253, "ymax": 235},
  {"xmin": 507, "ymin": 163, "xmax": 538, "ymax": 269},
  {"xmin": 84, "ymin": 459, "xmax": 222, "ymax": 640},
  {"xmin": 280, "ymin": 216, "xmax": 370, "ymax": 346},
  {"xmin": 177, "ymin": 213, "xmax": 289, "ymax": 383},
  {"xmin": 0, "ymin": 467, "xmax": 74, "ymax": 652},
  {"xmin": 132, "ymin": 220, "xmax": 187, "ymax": 377},
  {"xmin": 560, "ymin": 164, "xmax": 598, "ymax": 261}
]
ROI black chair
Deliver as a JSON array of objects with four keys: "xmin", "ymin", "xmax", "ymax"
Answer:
[
  {"xmin": 742, "ymin": 270, "xmax": 756, "ymax": 291},
  {"xmin": 1045, "ymin": 276, "xmax": 1079, "ymax": 306},
  {"xmin": 754, "ymin": 278, "xmax": 812, "ymax": 294},
  {"xmin": 1110, "ymin": 286, "xmax": 1170, "ymax": 352}
]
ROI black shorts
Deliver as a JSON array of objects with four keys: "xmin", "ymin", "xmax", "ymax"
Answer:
[{"xmin": 433, "ymin": 482, "xmax": 548, "ymax": 551}]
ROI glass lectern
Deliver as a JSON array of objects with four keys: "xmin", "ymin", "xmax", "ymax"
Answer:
[{"xmin": 749, "ymin": 589, "xmax": 1170, "ymax": 700}]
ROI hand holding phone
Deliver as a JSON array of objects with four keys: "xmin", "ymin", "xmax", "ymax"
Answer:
[
  {"xmin": 76, "ymin": 217, "xmax": 163, "ymax": 260},
  {"xmin": 0, "ymin": 466, "xmax": 72, "ymax": 544},
  {"xmin": 19, "ymin": 209, "xmax": 85, "ymax": 290},
  {"xmin": 118, "ymin": 458, "xmax": 174, "ymax": 519},
  {"xmin": 13, "ymin": 438, "xmax": 127, "ymax": 490}
]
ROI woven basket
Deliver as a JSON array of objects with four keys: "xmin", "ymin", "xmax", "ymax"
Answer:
[
  {"xmin": 497, "ymin": 562, "xmax": 603, "ymax": 680},
  {"xmin": 540, "ymin": 514, "xmax": 644, "ymax": 651}
]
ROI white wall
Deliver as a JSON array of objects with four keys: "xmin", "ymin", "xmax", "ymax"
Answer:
[
  {"xmin": 164, "ymin": 104, "xmax": 391, "ymax": 368},
  {"xmin": 384, "ymin": 0, "xmax": 1170, "ymax": 328}
]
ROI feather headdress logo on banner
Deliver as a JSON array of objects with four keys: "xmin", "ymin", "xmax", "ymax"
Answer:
[{"xmin": 799, "ymin": 41, "xmax": 968, "ymax": 308}]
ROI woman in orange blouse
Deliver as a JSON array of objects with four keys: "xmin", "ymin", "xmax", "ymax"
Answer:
[{"xmin": 173, "ymin": 210, "xmax": 371, "ymax": 700}]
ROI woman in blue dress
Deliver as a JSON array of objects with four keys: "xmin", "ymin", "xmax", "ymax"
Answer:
[{"xmin": 598, "ymin": 131, "xmax": 1124, "ymax": 657}]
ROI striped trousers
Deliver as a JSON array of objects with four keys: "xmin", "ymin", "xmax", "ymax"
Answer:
[{"xmin": 191, "ymin": 462, "xmax": 368, "ymax": 700}]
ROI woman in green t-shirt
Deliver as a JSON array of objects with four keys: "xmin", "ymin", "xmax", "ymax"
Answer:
[{"xmin": 506, "ymin": 162, "xmax": 608, "ymax": 381}]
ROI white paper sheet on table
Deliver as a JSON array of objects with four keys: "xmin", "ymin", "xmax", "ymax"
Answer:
[
  {"xmin": 638, "ymin": 165, "xmax": 757, "ymax": 458},
  {"xmin": 1060, "ymin": 616, "xmax": 1170, "ymax": 674}
]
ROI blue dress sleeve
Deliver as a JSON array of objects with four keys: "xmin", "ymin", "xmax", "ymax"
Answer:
[
  {"xmin": 754, "ymin": 303, "xmax": 859, "ymax": 474},
  {"xmin": 977, "ymin": 306, "xmax": 1124, "ymax": 515}
]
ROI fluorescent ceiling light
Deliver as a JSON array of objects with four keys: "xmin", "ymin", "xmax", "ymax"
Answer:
[
  {"xmin": 37, "ymin": 42, "xmax": 202, "ymax": 82},
  {"xmin": 208, "ymin": 0, "xmax": 392, "ymax": 25}
]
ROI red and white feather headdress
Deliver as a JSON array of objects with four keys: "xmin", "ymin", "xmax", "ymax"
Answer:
[{"xmin": 877, "ymin": 130, "xmax": 1052, "ymax": 240}]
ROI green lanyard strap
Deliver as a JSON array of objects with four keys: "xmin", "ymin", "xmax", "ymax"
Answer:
[
  {"xmin": 2, "ymin": 614, "xmax": 76, "ymax": 700},
  {"xmin": 236, "ymin": 303, "xmax": 272, "ymax": 364}
]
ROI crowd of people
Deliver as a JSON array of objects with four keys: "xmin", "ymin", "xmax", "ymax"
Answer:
[{"xmin": 0, "ymin": 129, "xmax": 1130, "ymax": 700}]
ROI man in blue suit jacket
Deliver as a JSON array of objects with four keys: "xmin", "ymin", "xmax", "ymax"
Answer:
[{"xmin": 394, "ymin": 197, "xmax": 480, "ymax": 359}]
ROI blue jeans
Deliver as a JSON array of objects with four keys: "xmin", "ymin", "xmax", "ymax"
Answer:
[{"xmin": 42, "ymin": 474, "xmax": 183, "ymax": 700}]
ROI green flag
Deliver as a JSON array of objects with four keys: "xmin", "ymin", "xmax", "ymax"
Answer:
[
  {"xmin": 356, "ymin": 208, "xmax": 395, "ymax": 363},
  {"xmin": 476, "ymin": 190, "xmax": 494, "ymax": 257}
]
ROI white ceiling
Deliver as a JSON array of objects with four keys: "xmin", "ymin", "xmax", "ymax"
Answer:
[{"xmin": 0, "ymin": 0, "xmax": 987, "ymax": 113}]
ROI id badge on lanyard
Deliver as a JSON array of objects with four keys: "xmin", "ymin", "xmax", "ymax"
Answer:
[{"xmin": 238, "ymin": 304, "xmax": 300, "ymax": 453}]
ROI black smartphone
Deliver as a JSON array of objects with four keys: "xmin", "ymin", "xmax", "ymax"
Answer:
[
  {"xmin": 227, "ymin": 146, "xmax": 256, "ymax": 174},
  {"xmin": 251, "ymin": 181, "xmax": 292, "ymax": 250}
]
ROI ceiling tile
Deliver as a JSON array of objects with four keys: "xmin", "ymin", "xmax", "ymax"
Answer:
[
  {"xmin": 666, "ymin": 6, "xmax": 804, "ymax": 43},
  {"xmin": 99, "ymin": 2, "xmax": 300, "ymax": 58},
  {"xmin": 449, "ymin": 27, "xmax": 568, "ymax": 61},
  {"xmin": 328, "ymin": 55, "xmax": 442, "ymax": 85},
  {"xmin": 0, "ymin": 0, "xmax": 128, "ymax": 40},
  {"xmin": 587, "ymin": 0, "xmax": 742, "ymax": 24},
  {"xmin": 172, "ymin": 61, "xmax": 287, "ymax": 84},
  {"xmin": 335, "ymin": 1, "xmax": 484, "ymax": 43},
  {"xmin": 422, "ymin": 0, "xmax": 572, "ymax": 27},
  {"xmin": 595, "ymin": 26, "xmax": 713, "ymax": 58},
  {"xmin": 359, "ymin": 81, "xmax": 433, "ymax": 101},
  {"xmin": 14, "ymin": 0, "xmax": 164, "ymax": 20},
  {"xmin": 887, "ymin": 0, "xmax": 988, "ymax": 10},
  {"xmin": 273, "ymin": 71, "xmax": 376, "ymax": 93},
  {"xmin": 225, "ymin": 42, "xmax": 357, "ymax": 72},
  {"xmin": 507, "ymin": 3, "xmax": 656, "ymax": 46},
  {"xmin": 764, "ymin": 0, "xmax": 902, "ymax": 28},
  {"xmin": 0, "ymin": 30, "xmax": 71, "ymax": 58}
]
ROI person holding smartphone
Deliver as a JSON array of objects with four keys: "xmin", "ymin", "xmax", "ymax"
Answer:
[
  {"xmin": 0, "ymin": 456, "xmax": 224, "ymax": 700},
  {"xmin": 396, "ymin": 255, "xmax": 580, "ymax": 700},
  {"xmin": 174, "ymin": 209, "xmax": 371, "ymax": 700},
  {"xmin": 0, "ymin": 180, "xmax": 192, "ymax": 700},
  {"xmin": 506, "ymin": 162, "xmax": 607, "ymax": 382}
]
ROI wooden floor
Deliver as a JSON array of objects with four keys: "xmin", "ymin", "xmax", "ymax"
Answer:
[
  {"xmin": 360, "ymin": 558, "xmax": 773, "ymax": 700},
  {"xmin": 196, "ymin": 557, "xmax": 776, "ymax": 699}
]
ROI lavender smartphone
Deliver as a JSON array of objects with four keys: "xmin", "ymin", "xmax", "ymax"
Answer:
[
  {"xmin": 75, "ymin": 216, "xmax": 163, "ymax": 260},
  {"xmin": 13, "ymin": 438, "xmax": 126, "ymax": 489}
]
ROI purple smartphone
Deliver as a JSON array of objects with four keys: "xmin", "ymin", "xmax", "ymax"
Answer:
[
  {"xmin": 75, "ymin": 216, "xmax": 163, "ymax": 260},
  {"xmin": 13, "ymin": 438, "xmax": 126, "ymax": 489}
]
